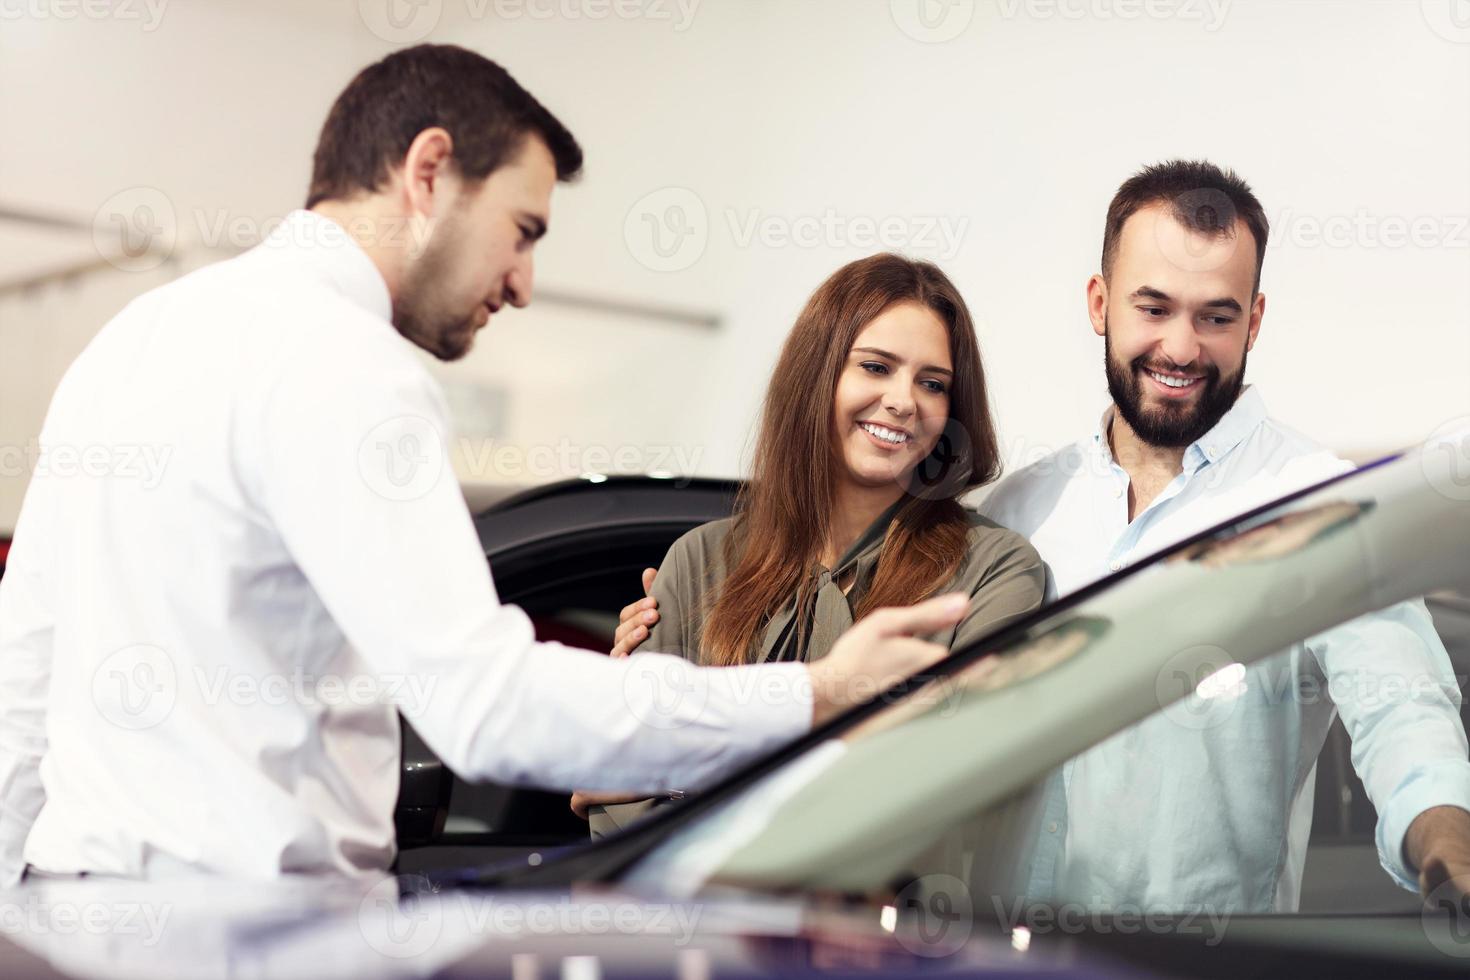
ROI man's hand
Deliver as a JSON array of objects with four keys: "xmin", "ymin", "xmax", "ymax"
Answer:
[
  {"xmin": 806, "ymin": 593, "xmax": 967, "ymax": 727},
  {"xmin": 611, "ymin": 568, "xmax": 659, "ymax": 658},
  {"xmin": 569, "ymin": 789, "xmax": 649, "ymax": 820},
  {"xmin": 1408, "ymin": 805, "xmax": 1470, "ymax": 913}
]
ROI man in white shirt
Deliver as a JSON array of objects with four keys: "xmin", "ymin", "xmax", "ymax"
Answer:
[
  {"xmin": 618, "ymin": 160, "xmax": 1470, "ymax": 911},
  {"xmin": 0, "ymin": 45, "xmax": 964, "ymax": 884}
]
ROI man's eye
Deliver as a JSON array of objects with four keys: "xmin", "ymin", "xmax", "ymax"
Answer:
[
  {"xmin": 861, "ymin": 361, "xmax": 889, "ymax": 375},
  {"xmin": 1139, "ymin": 306, "xmax": 1166, "ymax": 317},
  {"xmin": 1203, "ymin": 315, "xmax": 1235, "ymax": 327}
]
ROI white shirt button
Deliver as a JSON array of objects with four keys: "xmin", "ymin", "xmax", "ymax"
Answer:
[
  {"xmin": 1109, "ymin": 560, "xmax": 1122, "ymax": 572},
  {"xmin": 1047, "ymin": 821, "xmax": 1059, "ymax": 833}
]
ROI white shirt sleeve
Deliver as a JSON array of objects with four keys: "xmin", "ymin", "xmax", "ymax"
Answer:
[
  {"xmin": 0, "ymin": 481, "xmax": 57, "ymax": 885},
  {"xmin": 248, "ymin": 331, "xmax": 811, "ymax": 793}
]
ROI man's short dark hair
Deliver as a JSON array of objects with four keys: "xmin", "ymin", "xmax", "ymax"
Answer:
[
  {"xmin": 1101, "ymin": 160, "xmax": 1269, "ymax": 294},
  {"xmin": 306, "ymin": 44, "xmax": 583, "ymax": 208}
]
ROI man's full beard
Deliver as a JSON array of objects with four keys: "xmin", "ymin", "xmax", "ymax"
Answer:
[{"xmin": 1104, "ymin": 319, "xmax": 1246, "ymax": 449}]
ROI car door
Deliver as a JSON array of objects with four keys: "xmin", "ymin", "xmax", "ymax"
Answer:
[{"xmin": 394, "ymin": 476, "xmax": 737, "ymax": 873}]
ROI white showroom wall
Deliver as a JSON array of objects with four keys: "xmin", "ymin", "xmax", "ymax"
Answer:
[{"xmin": 2, "ymin": 0, "xmax": 1467, "ymax": 533}]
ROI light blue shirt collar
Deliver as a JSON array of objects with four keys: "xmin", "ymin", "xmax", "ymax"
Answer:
[{"xmin": 1092, "ymin": 385, "xmax": 1270, "ymax": 475}]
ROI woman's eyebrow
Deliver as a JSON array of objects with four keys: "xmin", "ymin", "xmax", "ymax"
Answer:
[{"xmin": 852, "ymin": 346, "xmax": 953, "ymax": 377}]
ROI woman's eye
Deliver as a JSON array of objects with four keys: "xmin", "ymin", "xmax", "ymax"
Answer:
[
  {"xmin": 860, "ymin": 361, "xmax": 889, "ymax": 375},
  {"xmin": 921, "ymin": 379, "xmax": 948, "ymax": 394}
]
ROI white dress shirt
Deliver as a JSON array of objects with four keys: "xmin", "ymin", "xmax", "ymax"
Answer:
[
  {"xmin": 980, "ymin": 388, "xmax": 1470, "ymax": 911},
  {"xmin": 0, "ymin": 210, "xmax": 811, "ymax": 884}
]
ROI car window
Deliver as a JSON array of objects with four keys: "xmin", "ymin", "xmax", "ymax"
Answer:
[{"xmin": 623, "ymin": 458, "xmax": 1469, "ymax": 929}]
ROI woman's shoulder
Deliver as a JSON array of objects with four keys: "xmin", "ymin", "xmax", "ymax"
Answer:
[
  {"xmin": 960, "ymin": 509, "xmax": 1044, "ymax": 569},
  {"xmin": 668, "ymin": 516, "xmax": 738, "ymax": 561}
]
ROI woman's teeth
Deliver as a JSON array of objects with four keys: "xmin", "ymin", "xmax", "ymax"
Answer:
[
  {"xmin": 1146, "ymin": 369, "xmax": 1201, "ymax": 389},
  {"xmin": 860, "ymin": 422, "xmax": 910, "ymax": 444}
]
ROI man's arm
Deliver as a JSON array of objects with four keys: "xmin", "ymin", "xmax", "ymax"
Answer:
[
  {"xmin": 252, "ymin": 338, "xmax": 958, "ymax": 794},
  {"xmin": 0, "ymin": 480, "xmax": 56, "ymax": 885},
  {"xmin": 1311, "ymin": 600, "xmax": 1470, "ymax": 900}
]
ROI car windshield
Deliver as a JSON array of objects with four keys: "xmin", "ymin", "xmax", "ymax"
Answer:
[{"xmin": 618, "ymin": 446, "xmax": 1470, "ymax": 925}]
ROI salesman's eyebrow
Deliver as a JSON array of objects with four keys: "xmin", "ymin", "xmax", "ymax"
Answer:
[
  {"xmin": 853, "ymin": 346, "xmax": 953, "ymax": 377},
  {"xmin": 1130, "ymin": 286, "xmax": 1172, "ymax": 303}
]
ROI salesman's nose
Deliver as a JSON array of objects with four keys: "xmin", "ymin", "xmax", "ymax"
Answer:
[{"xmin": 505, "ymin": 255, "xmax": 534, "ymax": 308}]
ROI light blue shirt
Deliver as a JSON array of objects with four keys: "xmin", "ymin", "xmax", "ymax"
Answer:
[{"xmin": 979, "ymin": 387, "xmax": 1470, "ymax": 912}]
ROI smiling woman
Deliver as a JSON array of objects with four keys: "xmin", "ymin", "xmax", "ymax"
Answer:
[{"xmin": 584, "ymin": 252, "xmax": 1048, "ymax": 835}]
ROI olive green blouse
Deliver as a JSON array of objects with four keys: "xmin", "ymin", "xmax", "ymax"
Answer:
[
  {"xmin": 642, "ymin": 505, "xmax": 1047, "ymax": 665},
  {"xmin": 588, "ymin": 505, "xmax": 1047, "ymax": 838}
]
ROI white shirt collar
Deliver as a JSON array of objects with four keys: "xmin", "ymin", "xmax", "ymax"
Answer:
[{"xmin": 258, "ymin": 209, "xmax": 394, "ymax": 324}]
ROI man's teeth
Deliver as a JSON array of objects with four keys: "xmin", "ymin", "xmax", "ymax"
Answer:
[
  {"xmin": 860, "ymin": 422, "xmax": 910, "ymax": 444},
  {"xmin": 1146, "ymin": 370, "xmax": 1200, "ymax": 389}
]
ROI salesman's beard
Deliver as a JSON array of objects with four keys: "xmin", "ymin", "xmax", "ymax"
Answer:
[
  {"xmin": 1104, "ymin": 319, "xmax": 1246, "ymax": 449},
  {"xmin": 392, "ymin": 213, "xmax": 480, "ymax": 362}
]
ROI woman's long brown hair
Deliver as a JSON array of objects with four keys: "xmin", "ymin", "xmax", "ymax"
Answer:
[{"xmin": 699, "ymin": 253, "xmax": 1000, "ymax": 666}]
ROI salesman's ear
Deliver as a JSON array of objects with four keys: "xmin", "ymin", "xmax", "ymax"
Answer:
[{"xmin": 398, "ymin": 126, "xmax": 456, "ymax": 220}]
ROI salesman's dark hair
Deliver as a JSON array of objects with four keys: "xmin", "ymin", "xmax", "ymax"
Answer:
[
  {"xmin": 306, "ymin": 44, "xmax": 583, "ymax": 208},
  {"xmin": 1101, "ymin": 159, "xmax": 1269, "ymax": 294}
]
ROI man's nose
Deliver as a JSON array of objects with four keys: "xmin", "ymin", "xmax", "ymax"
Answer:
[
  {"xmin": 1158, "ymin": 316, "xmax": 1202, "ymax": 368},
  {"xmin": 505, "ymin": 255, "xmax": 534, "ymax": 308}
]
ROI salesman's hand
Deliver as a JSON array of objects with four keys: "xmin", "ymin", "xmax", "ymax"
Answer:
[
  {"xmin": 806, "ymin": 593, "xmax": 967, "ymax": 727},
  {"xmin": 570, "ymin": 789, "xmax": 648, "ymax": 820},
  {"xmin": 611, "ymin": 567, "xmax": 660, "ymax": 658}
]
